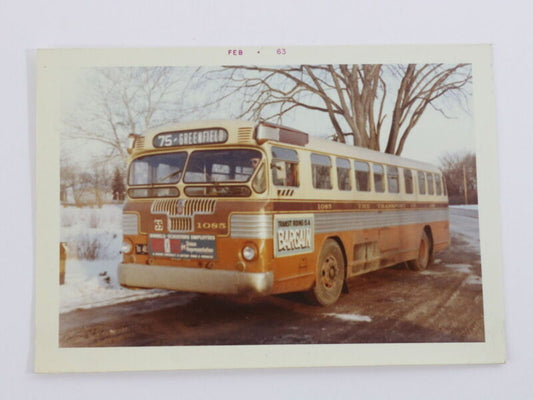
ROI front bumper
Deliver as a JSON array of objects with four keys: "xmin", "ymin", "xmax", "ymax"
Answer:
[{"xmin": 118, "ymin": 263, "xmax": 274, "ymax": 296}]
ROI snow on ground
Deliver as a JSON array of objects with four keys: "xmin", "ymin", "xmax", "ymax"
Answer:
[
  {"xmin": 60, "ymin": 205, "xmax": 170, "ymax": 314},
  {"xmin": 324, "ymin": 313, "xmax": 372, "ymax": 322},
  {"xmin": 439, "ymin": 207, "xmax": 482, "ymax": 285},
  {"xmin": 419, "ymin": 270, "xmax": 443, "ymax": 276},
  {"xmin": 465, "ymin": 275, "xmax": 483, "ymax": 285},
  {"xmin": 442, "ymin": 264, "xmax": 482, "ymax": 286},
  {"xmin": 60, "ymin": 256, "xmax": 170, "ymax": 314},
  {"xmin": 449, "ymin": 206, "xmax": 481, "ymax": 252},
  {"xmin": 444, "ymin": 264, "xmax": 473, "ymax": 274}
]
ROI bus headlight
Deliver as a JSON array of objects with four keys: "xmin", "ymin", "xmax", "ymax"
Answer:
[
  {"xmin": 242, "ymin": 244, "xmax": 257, "ymax": 261},
  {"xmin": 121, "ymin": 240, "xmax": 133, "ymax": 254}
]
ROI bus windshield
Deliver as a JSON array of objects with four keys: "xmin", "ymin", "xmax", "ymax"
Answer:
[
  {"xmin": 129, "ymin": 152, "xmax": 187, "ymax": 185},
  {"xmin": 184, "ymin": 149, "xmax": 262, "ymax": 183}
]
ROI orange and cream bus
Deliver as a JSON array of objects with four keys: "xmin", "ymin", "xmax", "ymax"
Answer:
[{"xmin": 119, "ymin": 120, "xmax": 450, "ymax": 305}]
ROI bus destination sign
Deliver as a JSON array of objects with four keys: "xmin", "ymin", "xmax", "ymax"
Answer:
[{"xmin": 154, "ymin": 128, "xmax": 228, "ymax": 148}]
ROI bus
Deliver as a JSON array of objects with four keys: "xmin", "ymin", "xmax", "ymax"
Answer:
[{"xmin": 118, "ymin": 120, "xmax": 450, "ymax": 306}]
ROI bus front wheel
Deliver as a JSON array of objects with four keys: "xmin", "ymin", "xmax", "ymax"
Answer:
[
  {"xmin": 306, "ymin": 239, "xmax": 345, "ymax": 306},
  {"xmin": 407, "ymin": 230, "xmax": 432, "ymax": 271}
]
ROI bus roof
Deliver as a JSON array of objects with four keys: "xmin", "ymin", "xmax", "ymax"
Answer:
[
  {"xmin": 305, "ymin": 136, "xmax": 441, "ymax": 173},
  {"xmin": 135, "ymin": 119, "xmax": 441, "ymax": 173}
]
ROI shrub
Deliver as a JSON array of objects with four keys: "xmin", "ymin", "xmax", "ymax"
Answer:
[{"xmin": 75, "ymin": 235, "xmax": 102, "ymax": 260}]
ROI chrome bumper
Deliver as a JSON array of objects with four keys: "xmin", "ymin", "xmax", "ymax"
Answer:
[{"xmin": 118, "ymin": 263, "xmax": 274, "ymax": 296}]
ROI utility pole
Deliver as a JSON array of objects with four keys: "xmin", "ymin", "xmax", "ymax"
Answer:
[{"xmin": 463, "ymin": 164, "xmax": 468, "ymax": 205}]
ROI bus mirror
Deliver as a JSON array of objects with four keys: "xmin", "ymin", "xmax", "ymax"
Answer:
[
  {"xmin": 127, "ymin": 133, "xmax": 139, "ymax": 154},
  {"xmin": 272, "ymin": 162, "xmax": 286, "ymax": 183},
  {"xmin": 270, "ymin": 161, "xmax": 281, "ymax": 170}
]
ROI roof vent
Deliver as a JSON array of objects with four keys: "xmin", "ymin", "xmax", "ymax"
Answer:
[{"xmin": 238, "ymin": 127, "xmax": 255, "ymax": 144}]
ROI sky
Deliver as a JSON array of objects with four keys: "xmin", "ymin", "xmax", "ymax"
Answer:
[{"xmin": 60, "ymin": 65, "xmax": 475, "ymax": 168}]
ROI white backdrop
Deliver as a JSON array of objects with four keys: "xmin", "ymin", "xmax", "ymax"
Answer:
[{"xmin": 2, "ymin": 0, "xmax": 531, "ymax": 398}]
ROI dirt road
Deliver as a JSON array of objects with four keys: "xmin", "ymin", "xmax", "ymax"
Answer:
[{"xmin": 60, "ymin": 208, "xmax": 484, "ymax": 346}]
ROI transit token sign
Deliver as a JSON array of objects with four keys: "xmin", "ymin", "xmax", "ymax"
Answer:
[{"xmin": 274, "ymin": 214, "xmax": 314, "ymax": 258}]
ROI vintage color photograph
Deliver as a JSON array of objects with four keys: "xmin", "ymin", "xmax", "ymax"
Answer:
[
  {"xmin": 35, "ymin": 46, "xmax": 503, "ymax": 371},
  {"xmin": 58, "ymin": 61, "xmax": 482, "ymax": 345}
]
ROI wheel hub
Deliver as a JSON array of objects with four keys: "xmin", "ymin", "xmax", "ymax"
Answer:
[{"xmin": 322, "ymin": 256, "xmax": 338, "ymax": 288}]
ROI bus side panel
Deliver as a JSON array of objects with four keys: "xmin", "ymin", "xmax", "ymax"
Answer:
[
  {"xmin": 267, "ymin": 213, "xmax": 450, "ymax": 294},
  {"xmin": 341, "ymin": 221, "xmax": 449, "ymax": 279},
  {"xmin": 267, "ymin": 239, "xmax": 315, "ymax": 295}
]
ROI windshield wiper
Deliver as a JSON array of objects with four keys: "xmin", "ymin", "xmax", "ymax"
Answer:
[{"xmin": 158, "ymin": 169, "xmax": 182, "ymax": 183}]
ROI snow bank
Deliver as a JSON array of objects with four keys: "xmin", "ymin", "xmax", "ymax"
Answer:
[
  {"xmin": 60, "ymin": 273, "xmax": 169, "ymax": 313},
  {"xmin": 61, "ymin": 205, "xmax": 123, "ymax": 260},
  {"xmin": 60, "ymin": 205, "xmax": 170, "ymax": 313}
]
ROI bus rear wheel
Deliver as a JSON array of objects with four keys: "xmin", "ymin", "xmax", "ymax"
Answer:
[
  {"xmin": 306, "ymin": 239, "xmax": 345, "ymax": 306},
  {"xmin": 407, "ymin": 230, "xmax": 432, "ymax": 271}
]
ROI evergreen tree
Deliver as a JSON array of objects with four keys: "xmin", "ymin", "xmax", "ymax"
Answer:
[{"xmin": 112, "ymin": 167, "xmax": 126, "ymax": 201}]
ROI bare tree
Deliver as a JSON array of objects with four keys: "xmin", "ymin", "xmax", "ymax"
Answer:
[
  {"xmin": 60, "ymin": 156, "xmax": 84, "ymax": 206},
  {"xmin": 440, "ymin": 151, "xmax": 477, "ymax": 205},
  {"xmin": 60, "ymin": 151, "xmax": 115, "ymax": 207},
  {"xmin": 60, "ymin": 160, "xmax": 93, "ymax": 207},
  {"xmin": 64, "ymin": 67, "xmax": 190, "ymax": 161},
  {"xmin": 208, "ymin": 64, "xmax": 472, "ymax": 155}
]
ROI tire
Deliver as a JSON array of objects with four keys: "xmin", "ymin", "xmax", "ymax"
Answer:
[
  {"xmin": 306, "ymin": 239, "xmax": 345, "ymax": 306},
  {"xmin": 407, "ymin": 230, "xmax": 432, "ymax": 271}
]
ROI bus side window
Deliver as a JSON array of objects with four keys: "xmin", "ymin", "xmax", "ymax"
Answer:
[
  {"xmin": 354, "ymin": 161, "xmax": 370, "ymax": 191},
  {"xmin": 311, "ymin": 153, "xmax": 332, "ymax": 189},
  {"xmin": 387, "ymin": 166, "xmax": 399, "ymax": 193},
  {"xmin": 435, "ymin": 173, "xmax": 442, "ymax": 195},
  {"xmin": 427, "ymin": 173, "xmax": 434, "ymax": 195},
  {"xmin": 336, "ymin": 158, "xmax": 352, "ymax": 191},
  {"xmin": 373, "ymin": 164, "xmax": 385, "ymax": 193},
  {"xmin": 442, "ymin": 176, "xmax": 448, "ymax": 196},
  {"xmin": 417, "ymin": 171, "xmax": 426, "ymax": 195},
  {"xmin": 403, "ymin": 168, "xmax": 414, "ymax": 194},
  {"xmin": 271, "ymin": 146, "xmax": 299, "ymax": 187}
]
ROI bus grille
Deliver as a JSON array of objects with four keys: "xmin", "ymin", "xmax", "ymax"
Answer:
[
  {"xmin": 152, "ymin": 198, "xmax": 216, "ymax": 216},
  {"xmin": 152, "ymin": 199, "xmax": 217, "ymax": 232},
  {"xmin": 184, "ymin": 199, "xmax": 217, "ymax": 215},
  {"xmin": 169, "ymin": 217, "xmax": 193, "ymax": 232},
  {"xmin": 152, "ymin": 198, "xmax": 177, "ymax": 215},
  {"xmin": 238, "ymin": 127, "xmax": 255, "ymax": 144},
  {"xmin": 122, "ymin": 213, "xmax": 139, "ymax": 235}
]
